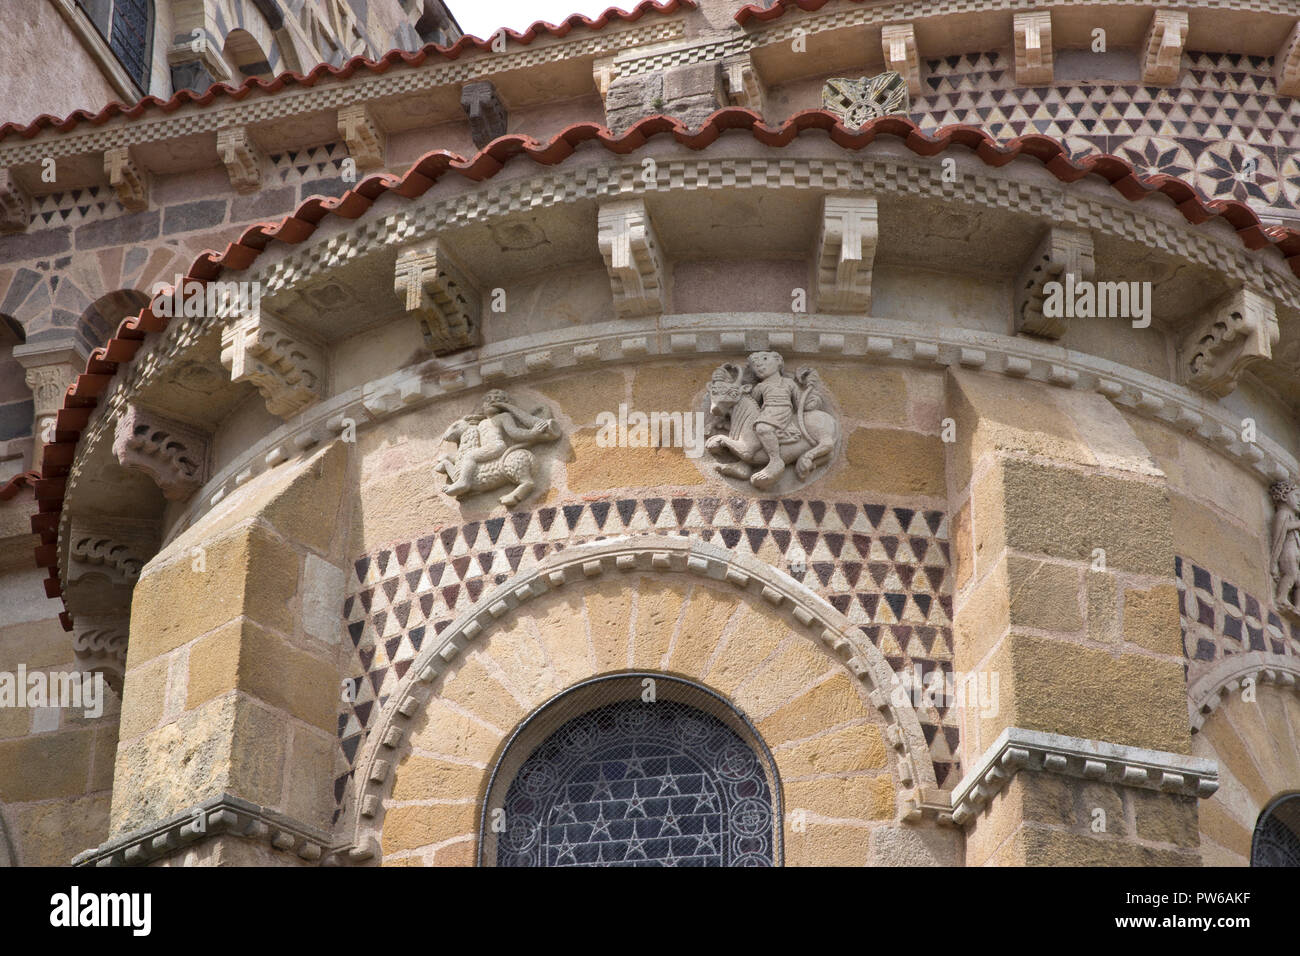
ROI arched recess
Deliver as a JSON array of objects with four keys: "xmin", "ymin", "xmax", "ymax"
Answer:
[
  {"xmin": 222, "ymin": 27, "xmax": 273, "ymax": 80},
  {"xmin": 342, "ymin": 534, "xmax": 940, "ymax": 866},
  {"xmin": 1190, "ymin": 655, "xmax": 1300, "ymax": 866}
]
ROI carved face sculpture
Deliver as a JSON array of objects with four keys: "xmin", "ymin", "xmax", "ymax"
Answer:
[
  {"xmin": 707, "ymin": 370, "xmax": 745, "ymax": 419},
  {"xmin": 748, "ymin": 351, "xmax": 782, "ymax": 380}
]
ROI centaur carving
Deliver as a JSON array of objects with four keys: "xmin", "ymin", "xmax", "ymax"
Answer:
[
  {"xmin": 705, "ymin": 350, "xmax": 840, "ymax": 490},
  {"xmin": 436, "ymin": 389, "xmax": 560, "ymax": 507}
]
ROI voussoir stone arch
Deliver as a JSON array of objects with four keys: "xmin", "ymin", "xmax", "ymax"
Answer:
[{"xmin": 343, "ymin": 534, "xmax": 938, "ymax": 865}]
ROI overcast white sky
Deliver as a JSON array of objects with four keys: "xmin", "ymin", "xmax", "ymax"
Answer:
[{"xmin": 445, "ymin": 1, "xmax": 641, "ymax": 40}]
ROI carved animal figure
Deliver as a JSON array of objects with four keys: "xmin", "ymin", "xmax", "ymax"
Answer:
[
  {"xmin": 435, "ymin": 390, "xmax": 558, "ymax": 507},
  {"xmin": 705, "ymin": 360, "xmax": 839, "ymax": 490}
]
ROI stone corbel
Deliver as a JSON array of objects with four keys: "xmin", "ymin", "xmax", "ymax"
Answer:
[
  {"xmin": 817, "ymin": 195, "xmax": 878, "ymax": 314},
  {"xmin": 220, "ymin": 312, "xmax": 326, "ymax": 418},
  {"xmin": 112, "ymin": 404, "xmax": 210, "ymax": 500},
  {"xmin": 597, "ymin": 199, "xmax": 667, "ymax": 319},
  {"xmin": 166, "ymin": 37, "xmax": 233, "ymax": 94},
  {"xmin": 722, "ymin": 53, "xmax": 767, "ymax": 115},
  {"xmin": 1014, "ymin": 226, "xmax": 1095, "ymax": 339},
  {"xmin": 337, "ymin": 103, "xmax": 385, "ymax": 170},
  {"xmin": 72, "ymin": 617, "xmax": 129, "ymax": 692},
  {"xmin": 66, "ymin": 519, "xmax": 154, "ymax": 591},
  {"xmin": 1276, "ymin": 22, "xmax": 1300, "ymax": 97},
  {"xmin": 460, "ymin": 81, "xmax": 507, "ymax": 148},
  {"xmin": 593, "ymin": 55, "xmax": 616, "ymax": 101},
  {"xmin": 394, "ymin": 241, "xmax": 482, "ymax": 354},
  {"xmin": 881, "ymin": 23, "xmax": 921, "ymax": 96},
  {"xmin": 1183, "ymin": 287, "xmax": 1278, "ymax": 398},
  {"xmin": 1013, "ymin": 11, "xmax": 1053, "ymax": 86},
  {"xmin": 0, "ymin": 167, "xmax": 29, "ymax": 233},
  {"xmin": 1141, "ymin": 10, "xmax": 1188, "ymax": 86},
  {"xmin": 104, "ymin": 146, "xmax": 149, "ymax": 212},
  {"xmin": 216, "ymin": 126, "xmax": 264, "ymax": 194}
]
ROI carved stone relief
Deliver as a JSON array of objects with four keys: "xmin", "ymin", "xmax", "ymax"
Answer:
[
  {"xmin": 1271, "ymin": 479, "xmax": 1300, "ymax": 622},
  {"xmin": 821, "ymin": 72, "xmax": 909, "ymax": 128},
  {"xmin": 435, "ymin": 389, "xmax": 561, "ymax": 508},
  {"xmin": 705, "ymin": 350, "xmax": 840, "ymax": 492}
]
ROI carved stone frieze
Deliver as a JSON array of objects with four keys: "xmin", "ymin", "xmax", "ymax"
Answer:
[
  {"xmin": 1183, "ymin": 287, "xmax": 1278, "ymax": 398},
  {"xmin": 104, "ymin": 146, "xmax": 148, "ymax": 212},
  {"xmin": 817, "ymin": 194, "xmax": 878, "ymax": 314},
  {"xmin": 220, "ymin": 313, "xmax": 325, "ymax": 418},
  {"xmin": 460, "ymin": 81, "xmax": 507, "ymax": 148},
  {"xmin": 597, "ymin": 199, "xmax": 667, "ymax": 319},
  {"xmin": 1141, "ymin": 10, "xmax": 1189, "ymax": 86},
  {"xmin": 112, "ymin": 404, "xmax": 209, "ymax": 500},
  {"xmin": 821, "ymin": 72, "xmax": 908, "ymax": 127},
  {"xmin": 435, "ymin": 389, "xmax": 560, "ymax": 507},
  {"xmin": 1014, "ymin": 226, "xmax": 1095, "ymax": 339},
  {"xmin": 216, "ymin": 126, "xmax": 264, "ymax": 194},
  {"xmin": 394, "ymin": 241, "xmax": 481, "ymax": 354},
  {"xmin": 705, "ymin": 351, "xmax": 840, "ymax": 492},
  {"xmin": 1013, "ymin": 11, "xmax": 1053, "ymax": 86},
  {"xmin": 1270, "ymin": 479, "xmax": 1300, "ymax": 622},
  {"xmin": 337, "ymin": 103, "xmax": 385, "ymax": 170}
]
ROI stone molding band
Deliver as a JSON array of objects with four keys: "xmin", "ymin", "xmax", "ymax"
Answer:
[
  {"xmin": 949, "ymin": 727, "xmax": 1221, "ymax": 827},
  {"xmin": 1186, "ymin": 651, "xmax": 1300, "ymax": 733},
  {"xmin": 72, "ymin": 793, "xmax": 336, "ymax": 868}
]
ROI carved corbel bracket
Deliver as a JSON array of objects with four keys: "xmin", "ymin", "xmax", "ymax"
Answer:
[
  {"xmin": 460, "ymin": 81, "xmax": 507, "ymax": 148},
  {"xmin": 1014, "ymin": 226, "xmax": 1095, "ymax": 339},
  {"xmin": 216, "ymin": 126, "xmax": 264, "ymax": 194},
  {"xmin": 220, "ymin": 312, "xmax": 326, "ymax": 418},
  {"xmin": 112, "ymin": 404, "xmax": 210, "ymax": 500},
  {"xmin": 72, "ymin": 617, "xmax": 129, "ymax": 693},
  {"xmin": 881, "ymin": 23, "xmax": 921, "ymax": 96},
  {"xmin": 394, "ymin": 241, "xmax": 482, "ymax": 354},
  {"xmin": 1014, "ymin": 11, "xmax": 1053, "ymax": 86},
  {"xmin": 0, "ymin": 167, "xmax": 30, "ymax": 233},
  {"xmin": 722, "ymin": 54, "xmax": 767, "ymax": 115},
  {"xmin": 105, "ymin": 146, "xmax": 149, "ymax": 212},
  {"xmin": 1141, "ymin": 10, "xmax": 1189, "ymax": 86},
  {"xmin": 593, "ymin": 55, "xmax": 616, "ymax": 101},
  {"xmin": 817, "ymin": 195, "xmax": 878, "ymax": 314},
  {"xmin": 337, "ymin": 103, "xmax": 385, "ymax": 170},
  {"xmin": 1276, "ymin": 22, "xmax": 1300, "ymax": 97},
  {"xmin": 66, "ymin": 519, "xmax": 154, "ymax": 591},
  {"xmin": 1183, "ymin": 287, "xmax": 1278, "ymax": 398},
  {"xmin": 597, "ymin": 199, "xmax": 667, "ymax": 319}
]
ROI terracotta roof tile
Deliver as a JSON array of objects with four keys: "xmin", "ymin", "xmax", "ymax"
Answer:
[
  {"xmin": 0, "ymin": 471, "xmax": 38, "ymax": 502},
  {"xmin": 735, "ymin": 0, "xmax": 838, "ymax": 24},
  {"xmin": 0, "ymin": 0, "xmax": 695, "ymax": 143},
  {"xmin": 32, "ymin": 107, "xmax": 1300, "ymax": 623}
]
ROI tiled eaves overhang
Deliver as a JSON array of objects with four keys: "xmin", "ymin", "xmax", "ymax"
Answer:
[
  {"xmin": 734, "ymin": 0, "xmax": 1300, "ymax": 23},
  {"xmin": 0, "ymin": 472, "xmax": 38, "ymax": 503},
  {"xmin": 30, "ymin": 107, "xmax": 1300, "ymax": 629},
  {"xmin": 0, "ymin": 0, "xmax": 696, "ymax": 143}
]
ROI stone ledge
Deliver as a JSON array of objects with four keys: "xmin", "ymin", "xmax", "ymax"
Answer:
[
  {"xmin": 72, "ymin": 793, "xmax": 337, "ymax": 867},
  {"xmin": 949, "ymin": 727, "xmax": 1219, "ymax": 826}
]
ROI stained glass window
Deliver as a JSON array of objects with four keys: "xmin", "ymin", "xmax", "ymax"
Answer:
[
  {"xmin": 1252, "ymin": 795, "xmax": 1300, "ymax": 867},
  {"xmin": 109, "ymin": 0, "xmax": 152, "ymax": 88},
  {"xmin": 495, "ymin": 697, "xmax": 776, "ymax": 867}
]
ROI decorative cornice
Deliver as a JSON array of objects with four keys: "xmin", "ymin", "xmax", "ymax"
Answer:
[
  {"xmin": 342, "ymin": 534, "xmax": 941, "ymax": 861},
  {"xmin": 950, "ymin": 727, "xmax": 1220, "ymax": 827},
  {"xmin": 1186, "ymin": 651, "xmax": 1300, "ymax": 732},
  {"xmin": 73, "ymin": 794, "xmax": 336, "ymax": 867}
]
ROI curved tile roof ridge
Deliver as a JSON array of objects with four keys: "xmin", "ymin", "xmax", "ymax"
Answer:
[
  {"xmin": 0, "ymin": 0, "xmax": 695, "ymax": 143},
  {"xmin": 735, "ymin": 0, "xmax": 838, "ymax": 24},
  {"xmin": 31, "ymin": 106, "xmax": 1300, "ymax": 627},
  {"xmin": 0, "ymin": 471, "xmax": 38, "ymax": 503}
]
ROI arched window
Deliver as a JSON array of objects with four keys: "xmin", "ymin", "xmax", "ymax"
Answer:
[
  {"xmin": 1251, "ymin": 794, "xmax": 1300, "ymax": 867},
  {"xmin": 481, "ymin": 674, "xmax": 781, "ymax": 867},
  {"xmin": 76, "ymin": 0, "xmax": 154, "ymax": 89}
]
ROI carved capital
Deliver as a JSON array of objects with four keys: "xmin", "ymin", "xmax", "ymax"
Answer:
[
  {"xmin": 1276, "ymin": 22, "xmax": 1300, "ymax": 97},
  {"xmin": 112, "ymin": 404, "xmax": 210, "ymax": 500},
  {"xmin": 881, "ymin": 23, "xmax": 921, "ymax": 96},
  {"xmin": 104, "ymin": 146, "xmax": 148, "ymax": 212},
  {"xmin": 460, "ymin": 81, "xmax": 507, "ymax": 148},
  {"xmin": 13, "ymin": 341, "xmax": 87, "ymax": 445},
  {"xmin": 1014, "ymin": 227, "xmax": 1095, "ymax": 339},
  {"xmin": 722, "ymin": 54, "xmax": 767, "ymax": 115},
  {"xmin": 597, "ymin": 199, "xmax": 667, "ymax": 319},
  {"xmin": 1183, "ymin": 287, "xmax": 1278, "ymax": 398},
  {"xmin": 220, "ymin": 312, "xmax": 325, "ymax": 418},
  {"xmin": 337, "ymin": 103, "xmax": 385, "ymax": 170},
  {"xmin": 394, "ymin": 241, "xmax": 481, "ymax": 354},
  {"xmin": 0, "ymin": 167, "xmax": 29, "ymax": 233},
  {"xmin": 817, "ymin": 195, "xmax": 878, "ymax": 314},
  {"xmin": 1141, "ymin": 10, "xmax": 1188, "ymax": 86},
  {"xmin": 216, "ymin": 126, "xmax": 264, "ymax": 194},
  {"xmin": 1014, "ymin": 11, "xmax": 1053, "ymax": 86},
  {"xmin": 23, "ymin": 366, "xmax": 71, "ymax": 422}
]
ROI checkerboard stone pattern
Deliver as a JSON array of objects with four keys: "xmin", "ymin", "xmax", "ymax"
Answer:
[
  {"xmin": 912, "ymin": 51, "xmax": 1300, "ymax": 215},
  {"xmin": 1177, "ymin": 555, "xmax": 1300, "ymax": 685},
  {"xmin": 335, "ymin": 497, "xmax": 958, "ymax": 817}
]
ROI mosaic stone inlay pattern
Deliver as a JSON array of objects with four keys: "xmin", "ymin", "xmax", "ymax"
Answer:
[
  {"xmin": 336, "ymin": 496, "xmax": 958, "ymax": 817},
  {"xmin": 912, "ymin": 51, "xmax": 1300, "ymax": 216},
  {"xmin": 1177, "ymin": 556, "xmax": 1300, "ymax": 683},
  {"xmin": 269, "ymin": 142, "xmax": 349, "ymax": 185},
  {"xmin": 498, "ymin": 698, "xmax": 775, "ymax": 867},
  {"xmin": 30, "ymin": 186, "xmax": 125, "ymax": 228}
]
